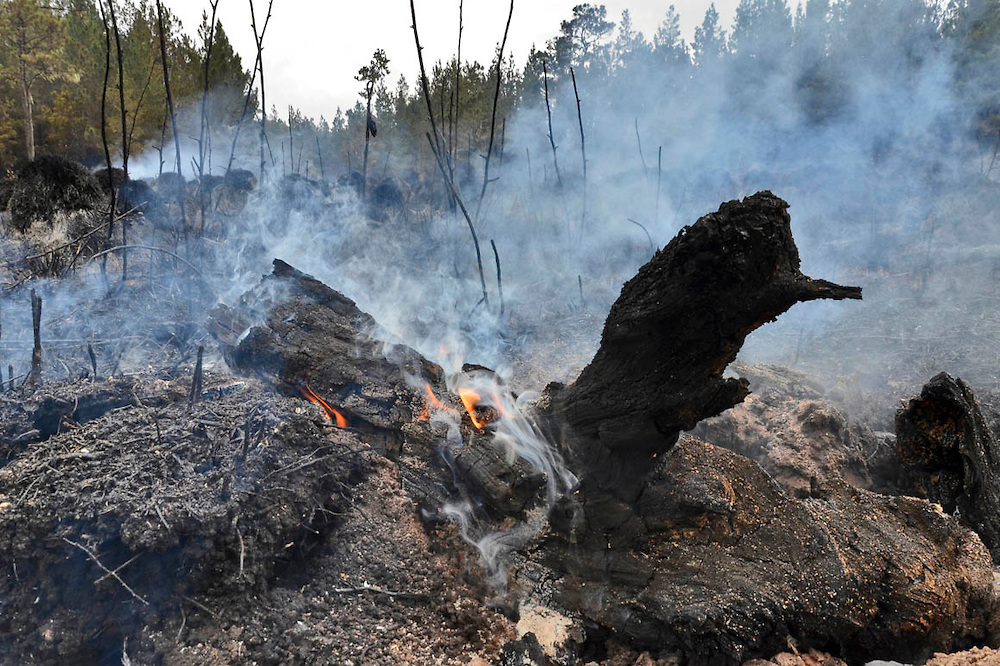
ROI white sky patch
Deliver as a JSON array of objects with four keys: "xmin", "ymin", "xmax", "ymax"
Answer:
[{"xmin": 168, "ymin": 0, "xmax": 740, "ymax": 122}]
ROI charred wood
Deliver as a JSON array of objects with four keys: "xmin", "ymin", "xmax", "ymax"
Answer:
[
  {"xmin": 549, "ymin": 192, "xmax": 862, "ymax": 519},
  {"xmin": 896, "ymin": 372, "xmax": 1000, "ymax": 561},
  {"xmin": 206, "ymin": 260, "xmax": 541, "ymax": 515}
]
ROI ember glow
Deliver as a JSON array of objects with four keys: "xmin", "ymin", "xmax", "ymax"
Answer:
[
  {"xmin": 458, "ymin": 388, "xmax": 486, "ymax": 429},
  {"xmin": 299, "ymin": 382, "xmax": 349, "ymax": 428}
]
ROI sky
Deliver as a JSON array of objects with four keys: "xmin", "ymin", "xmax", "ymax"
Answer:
[{"xmin": 169, "ymin": 0, "xmax": 740, "ymax": 122}]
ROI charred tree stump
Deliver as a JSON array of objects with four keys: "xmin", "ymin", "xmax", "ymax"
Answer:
[
  {"xmin": 896, "ymin": 372, "xmax": 1000, "ymax": 561},
  {"xmin": 549, "ymin": 192, "xmax": 861, "ymax": 526}
]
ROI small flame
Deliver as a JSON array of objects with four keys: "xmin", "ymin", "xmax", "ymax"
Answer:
[
  {"xmin": 419, "ymin": 382, "xmax": 457, "ymax": 420},
  {"xmin": 299, "ymin": 382, "xmax": 348, "ymax": 428},
  {"xmin": 458, "ymin": 388, "xmax": 486, "ymax": 429}
]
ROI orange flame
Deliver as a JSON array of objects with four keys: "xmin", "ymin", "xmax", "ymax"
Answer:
[
  {"xmin": 299, "ymin": 382, "xmax": 348, "ymax": 428},
  {"xmin": 419, "ymin": 383, "xmax": 458, "ymax": 420},
  {"xmin": 458, "ymin": 388, "xmax": 486, "ymax": 429}
]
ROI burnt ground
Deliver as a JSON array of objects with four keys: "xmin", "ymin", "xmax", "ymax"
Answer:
[{"xmin": 0, "ymin": 370, "xmax": 516, "ymax": 665}]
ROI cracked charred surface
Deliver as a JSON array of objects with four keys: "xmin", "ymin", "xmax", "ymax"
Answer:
[
  {"xmin": 207, "ymin": 259, "xmax": 445, "ymax": 456},
  {"xmin": 548, "ymin": 436, "xmax": 997, "ymax": 666},
  {"xmin": 549, "ymin": 192, "xmax": 862, "ymax": 522},
  {"xmin": 896, "ymin": 372, "xmax": 1000, "ymax": 562}
]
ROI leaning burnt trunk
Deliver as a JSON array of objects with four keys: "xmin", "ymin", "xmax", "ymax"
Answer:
[{"xmin": 549, "ymin": 192, "xmax": 861, "ymax": 518}]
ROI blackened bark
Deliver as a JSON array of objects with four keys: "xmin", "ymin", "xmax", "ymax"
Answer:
[
  {"xmin": 896, "ymin": 372, "xmax": 1000, "ymax": 561},
  {"xmin": 551, "ymin": 192, "xmax": 861, "ymax": 509}
]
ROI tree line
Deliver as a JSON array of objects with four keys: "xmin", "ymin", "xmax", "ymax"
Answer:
[{"xmin": 0, "ymin": 0, "xmax": 997, "ymax": 183}]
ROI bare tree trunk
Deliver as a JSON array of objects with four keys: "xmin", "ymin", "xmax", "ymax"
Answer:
[
  {"xmin": 571, "ymin": 67, "xmax": 586, "ymax": 230},
  {"xmin": 106, "ymin": 0, "xmax": 129, "ymax": 280},
  {"xmin": 362, "ymin": 86, "xmax": 372, "ymax": 197},
  {"xmin": 249, "ymin": 0, "xmax": 274, "ymax": 184},
  {"xmin": 18, "ymin": 57, "xmax": 34, "ymax": 162},
  {"xmin": 108, "ymin": 0, "xmax": 128, "ymax": 177},
  {"xmin": 155, "ymin": 0, "xmax": 187, "ymax": 238},
  {"xmin": 198, "ymin": 0, "xmax": 220, "ymax": 238},
  {"xmin": 98, "ymin": 0, "xmax": 117, "ymax": 279}
]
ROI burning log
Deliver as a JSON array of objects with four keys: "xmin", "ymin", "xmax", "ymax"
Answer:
[
  {"xmin": 206, "ymin": 259, "xmax": 543, "ymax": 514},
  {"xmin": 896, "ymin": 372, "xmax": 1000, "ymax": 561},
  {"xmin": 548, "ymin": 191, "xmax": 862, "ymax": 525}
]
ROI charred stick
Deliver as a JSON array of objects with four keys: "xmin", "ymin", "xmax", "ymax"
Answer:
[
  {"xmin": 571, "ymin": 67, "xmax": 587, "ymax": 229},
  {"xmin": 362, "ymin": 85, "xmax": 373, "ymax": 197},
  {"xmin": 28, "ymin": 290, "xmax": 41, "ymax": 387},
  {"xmin": 331, "ymin": 581, "xmax": 427, "ymax": 600},
  {"xmin": 634, "ymin": 117, "xmax": 648, "ymax": 180},
  {"xmin": 237, "ymin": 526, "xmax": 245, "ymax": 577},
  {"xmin": 94, "ymin": 552, "xmax": 141, "ymax": 585},
  {"xmin": 189, "ymin": 345, "xmax": 204, "ymax": 407},
  {"xmin": 8, "ymin": 364, "xmax": 13, "ymax": 392},
  {"xmin": 491, "ymin": 239, "xmax": 504, "ymax": 316},
  {"xmin": 288, "ymin": 106, "xmax": 295, "ymax": 174},
  {"xmin": 627, "ymin": 218, "xmax": 654, "ymax": 253},
  {"xmin": 526, "ymin": 147, "xmax": 532, "ymax": 192},
  {"xmin": 474, "ymin": 0, "xmax": 514, "ymax": 221},
  {"xmin": 655, "ymin": 146, "xmax": 662, "ymax": 228},
  {"xmin": 127, "ymin": 63, "xmax": 155, "ymax": 166},
  {"xmin": 542, "ymin": 61, "xmax": 562, "ymax": 188},
  {"xmin": 181, "ymin": 595, "xmax": 218, "ymax": 619},
  {"xmin": 88, "ymin": 343, "xmax": 98, "ymax": 380}
]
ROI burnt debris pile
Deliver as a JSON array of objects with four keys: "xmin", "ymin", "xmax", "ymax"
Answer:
[{"xmin": 3, "ymin": 192, "xmax": 1000, "ymax": 665}]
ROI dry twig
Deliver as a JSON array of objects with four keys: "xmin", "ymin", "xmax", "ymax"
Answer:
[{"xmin": 62, "ymin": 538, "xmax": 149, "ymax": 606}]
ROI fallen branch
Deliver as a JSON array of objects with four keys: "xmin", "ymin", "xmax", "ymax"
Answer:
[{"xmin": 63, "ymin": 538, "xmax": 149, "ymax": 606}]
